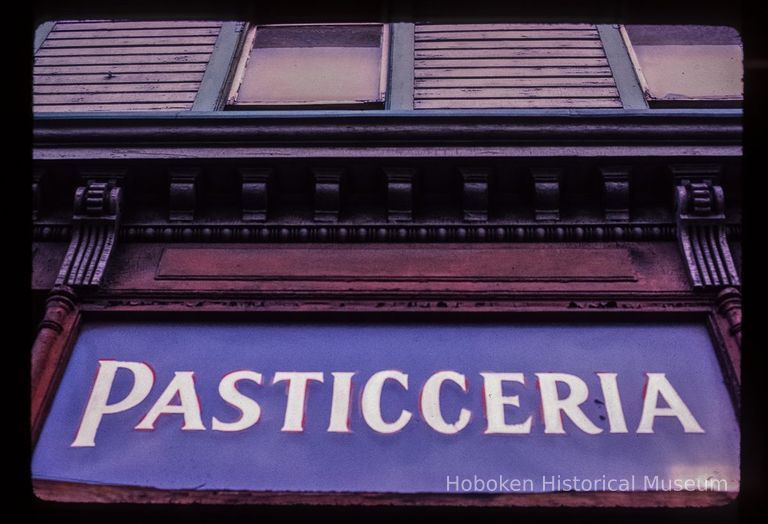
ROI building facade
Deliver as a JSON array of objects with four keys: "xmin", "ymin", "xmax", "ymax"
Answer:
[{"xmin": 31, "ymin": 16, "xmax": 742, "ymax": 506}]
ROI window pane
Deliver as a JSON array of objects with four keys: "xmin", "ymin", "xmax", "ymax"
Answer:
[
  {"xmin": 623, "ymin": 25, "xmax": 742, "ymax": 107},
  {"xmin": 232, "ymin": 24, "xmax": 385, "ymax": 107}
]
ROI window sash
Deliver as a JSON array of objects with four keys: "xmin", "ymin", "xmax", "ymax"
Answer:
[{"xmin": 227, "ymin": 23, "xmax": 389, "ymax": 109}]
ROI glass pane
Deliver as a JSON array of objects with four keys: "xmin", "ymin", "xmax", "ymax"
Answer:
[
  {"xmin": 234, "ymin": 25, "xmax": 384, "ymax": 107},
  {"xmin": 623, "ymin": 25, "xmax": 743, "ymax": 106}
]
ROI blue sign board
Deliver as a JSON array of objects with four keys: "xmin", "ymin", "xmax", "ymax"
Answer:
[{"xmin": 33, "ymin": 321, "xmax": 739, "ymax": 494}]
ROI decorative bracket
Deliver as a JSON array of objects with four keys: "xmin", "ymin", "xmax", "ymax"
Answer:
[
  {"xmin": 384, "ymin": 167, "xmax": 415, "ymax": 222},
  {"xmin": 313, "ymin": 168, "xmax": 343, "ymax": 223},
  {"xmin": 673, "ymin": 165, "xmax": 739, "ymax": 289},
  {"xmin": 80, "ymin": 168, "xmax": 126, "ymax": 187},
  {"xmin": 459, "ymin": 167, "xmax": 489, "ymax": 222},
  {"xmin": 55, "ymin": 181, "xmax": 122, "ymax": 288},
  {"xmin": 717, "ymin": 287, "xmax": 742, "ymax": 347},
  {"xmin": 240, "ymin": 167, "xmax": 271, "ymax": 222},
  {"xmin": 33, "ymin": 169, "xmax": 42, "ymax": 221},
  {"xmin": 532, "ymin": 168, "xmax": 561, "ymax": 221},
  {"xmin": 169, "ymin": 168, "xmax": 199, "ymax": 221},
  {"xmin": 600, "ymin": 166, "xmax": 630, "ymax": 222}
]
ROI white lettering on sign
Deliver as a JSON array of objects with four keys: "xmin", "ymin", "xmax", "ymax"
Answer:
[
  {"xmin": 536, "ymin": 373, "xmax": 603, "ymax": 435},
  {"xmin": 361, "ymin": 370, "xmax": 413, "ymax": 434},
  {"xmin": 272, "ymin": 372, "xmax": 324, "ymax": 432},
  {"xmin": 70, "ymin": 361, "xmax": 706, "ymax": 447},
  {"xmin": 636, "ymin": 373, "xmax": 706, "ymax": 433},
  {"xmin": 135, "ymin": 372, "xmax": 206, "ymax": 431},
  {"xmin": 72, "ymin": 360, "xmax": 154, "ymax": 447},
  {"xmin": 480, "ymin": 373, "xmax": 531, "ymax": 434},
  {"xmin": 211, "ymin": 371, "xmax": 263, "ymax": 432},
  {"xmin": 327, "ymin": 372, "xmax": 355, "ymax": 433},
  {"xmin": 597, "ymin": 372, "xmax": 629, "ymax": 433},
  {"xmin": 421, "ymin": 371, "xmax": 471, "ymax": 434}
]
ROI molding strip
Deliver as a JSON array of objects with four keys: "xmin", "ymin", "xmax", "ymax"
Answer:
[
  {"xmin": 33, "ymin": 21, "xmax": 55, "ymax": 55},
  {"xmin": 192, "ymin": 22, "xmax": 247, "ymax": 111},
  {"xmin": 34, "ymin": 223, "xmax": 743, "ymax": 244},
  {"xmin": 596, "ymin": 24, "xmax": 648, "ymax": 110},
  {"xmin": 387, "ymin": 23, "xmax": 415, "ymax": 110}
]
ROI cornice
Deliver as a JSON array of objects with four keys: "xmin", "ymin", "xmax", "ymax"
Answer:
[{"xmin": 33, "ymin": 110, "xmax": 742, "ymax": 161}]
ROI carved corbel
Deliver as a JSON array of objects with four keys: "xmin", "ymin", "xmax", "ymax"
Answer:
[
  {"xmin": 459, "ymin": 167, "xmax": 489, "ymax": 222},
  {"xmin": 240, "ymin": 168, "xmax": 271, "ymax": 222},
  {"xmin": 80, "ymin": 168, "xmax": 126, "ymax": 187},
  {"xmin": 55, "ymin": 180, "xmax": 122, "ymax": 288},
  {"xmin": 313, "ymin": 168, "xmax": 343, "ymax": 223},
  {"xmin": 716, "ymin": 287, "xmax": 742, "ymax": 347},
  {"xmin": 33, "ymin": 169, "xmax": 42, "ymax": 221},
  {"xmin": 384, "ymin": 167, "xmax": 415, "ymax": 222},
  {"xmin": 600, "ymin": 166, "xmax": 630, "ymax": 222},
  {"xmin": 531, "ymin": 168, "xmax": 561, "ymax": 221},
  {"xmin": 169, "ymin": 168, "xmax": 199, "ymax": 221},
  {"xmin": 673, "ymin": 165, "xmax": 739, "ymax": 289}
]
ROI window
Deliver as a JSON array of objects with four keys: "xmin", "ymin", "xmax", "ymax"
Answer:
[
  {"xmin": 620, "ymin": 25, "xmax": 742, "ymax": 107},
  {"xmin": 227, "ymin": 24, "xmax": 388, "ymax": 109}
]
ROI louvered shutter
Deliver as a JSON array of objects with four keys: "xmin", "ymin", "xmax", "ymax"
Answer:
[
  {"xmin": 414, "ymin": 24, "xmax": 621, "ymax": 109},
  {"xmin": 34, "ymin": 20, "xmax": 223, "ymax": 112}
]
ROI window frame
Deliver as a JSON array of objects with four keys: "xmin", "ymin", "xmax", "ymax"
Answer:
[
  {"xmin": 225, "ymin": 22, "xmax": 390, "ymax": 110},
  {"xmin": 619, "ymin": 24, "xmax": 743, "ymax": 109},
  {"xmin": 32, "ymin": 304, "xmax": 740, "ymax": 506}
]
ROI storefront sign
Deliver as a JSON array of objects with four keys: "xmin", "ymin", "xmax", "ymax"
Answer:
[{"xmin": 32, "ymin": 322, "xmax": 739, "ymax": 493}]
